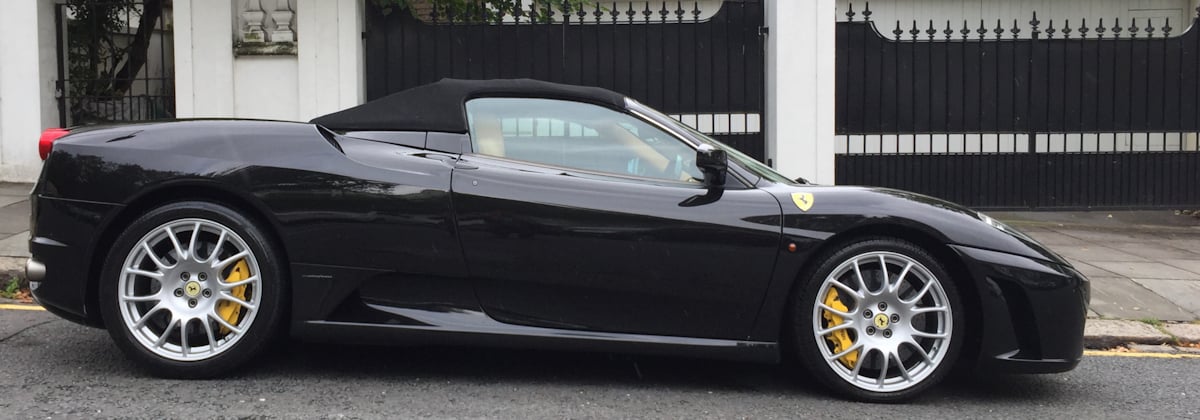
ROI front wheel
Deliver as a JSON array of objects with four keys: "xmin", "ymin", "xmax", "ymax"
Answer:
[
  {"xmin": 99, "ymin": 201, "xmax": 286, "ymax": 378},
  {"xmin": 793, "ymin": 238, "xmax": 964, "ymax": 403}
]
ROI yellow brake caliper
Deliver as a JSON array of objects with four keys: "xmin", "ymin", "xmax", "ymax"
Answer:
[
  {"xmin": 822, "ymin": 288, "xmax": 859, "ymax": 369},
  {"xmin": 216, "ymin": 259, "xmax": 250, "ymax": 335}
]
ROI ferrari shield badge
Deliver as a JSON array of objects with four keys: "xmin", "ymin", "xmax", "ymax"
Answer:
[{"xmin": 791, "ymin": 192, "xmax": 814, "ymax": 212}]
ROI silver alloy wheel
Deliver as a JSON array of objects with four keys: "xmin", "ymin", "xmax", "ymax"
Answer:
[
  {"xmin": 811, "ymin": 251, "xmax": 953, "ymax": 393},
  {"xmin": 117, "ymin": 218, "xmax": 262, "ymax": 362}
]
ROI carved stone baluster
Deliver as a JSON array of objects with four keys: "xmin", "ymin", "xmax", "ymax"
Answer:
[
  {"xmin": 242, "ymin": 0, "xmax": 266, "ymax": 43},
  {"xmin": 270, "ymin": 0, "xmax": 295, "ymax": 43}
]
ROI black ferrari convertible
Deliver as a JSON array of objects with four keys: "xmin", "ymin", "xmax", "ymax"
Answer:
[{"xmin": 28, "ymin": 79, "xmax": 1088, "ymax": 402}]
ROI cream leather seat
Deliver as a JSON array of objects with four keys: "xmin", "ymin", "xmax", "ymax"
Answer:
[{"xmin": 472, "ymin": 116, "xmax": 505, "ymax": 157}]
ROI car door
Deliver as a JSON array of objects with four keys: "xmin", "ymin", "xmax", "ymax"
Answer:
[{"xmin": 451, "ymin": 97, "xmax": 783, "ymax": 340}]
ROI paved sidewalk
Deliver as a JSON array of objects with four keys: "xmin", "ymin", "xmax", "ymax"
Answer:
[
  {"xmin": 992, "ymin": 211, "xmax": 1200, "ymax": 323},
  {"xmin": 3, "ymin": 182, "xmax": 1198, "ymax": 349}
]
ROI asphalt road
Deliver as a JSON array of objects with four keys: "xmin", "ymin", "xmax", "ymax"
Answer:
[{"xmin": 1, "ymin": 309, "xmax": 1197, "ymax": 419}]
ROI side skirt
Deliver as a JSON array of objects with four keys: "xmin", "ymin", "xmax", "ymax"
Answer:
[{"xmin": 292, "ymin": 304, "xmax": 780, "ymax": 363}]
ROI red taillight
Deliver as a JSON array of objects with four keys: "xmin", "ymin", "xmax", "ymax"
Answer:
[{"xmin": 38, "ymin": 128, "xmax": 70, "ymax": 160}]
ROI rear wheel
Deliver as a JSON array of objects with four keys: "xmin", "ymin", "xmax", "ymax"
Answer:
[
  {"xmin": 99, "ymin": 201, "xmax": 285, "ymax": 378},
  {"xmin": 793, "ymin": 238, "xmax": 963, "ymax": 403}
]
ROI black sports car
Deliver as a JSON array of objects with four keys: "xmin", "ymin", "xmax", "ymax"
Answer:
[{"xmin": 28, "ymin": 79, "xmax": 1088, "ymax": 402}]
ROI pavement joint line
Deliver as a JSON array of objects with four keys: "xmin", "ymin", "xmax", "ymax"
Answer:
[
  {"xmin": 0, "ymin": 303, "xmax": 44, "ymax": 311},
  {"xmin": 1084, "ymin": 350, "xmax": 1200, "ymax": 359}
]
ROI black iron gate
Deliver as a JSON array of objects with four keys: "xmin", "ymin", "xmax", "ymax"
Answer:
[
  {"xmin": 835, "ymin": 4, "xmax": 1200, "ymax": 210},
  {"xmin": 55, "ymin": 1, "xmax": 174, "ymax": 127},
  {"xmin": 364, "ymin": 0, "xmax": 766, "ymax": 160}
]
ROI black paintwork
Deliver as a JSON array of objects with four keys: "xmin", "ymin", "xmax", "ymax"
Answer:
[{"xmin": 30, "ymin": 106, "xmax": 1087, "ymax": 373}]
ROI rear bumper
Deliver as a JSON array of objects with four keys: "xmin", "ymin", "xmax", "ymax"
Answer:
[
  {"xmin": 28, "ymin": 195, "xmax": 122, "ymax": 328},
  {"xmin": 950, "ymin": 245, "xmax": 1089, "ymax": 374}
]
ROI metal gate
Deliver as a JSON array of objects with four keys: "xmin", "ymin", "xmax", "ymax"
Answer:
[
  {"xmin": 835, "ymin": 4, "xmax": 1200, "ymax": 210},
  {"xmin": 55, "ymin": 1, "xmax": 174, "ymax": 127},
  {"xmin": 364, "ymin": 0, "xmax": 766, "ymax": 160}
]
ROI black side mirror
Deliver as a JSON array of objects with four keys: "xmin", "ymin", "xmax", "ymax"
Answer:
[{"xmin": 696, "ymin": 144, "xmax": 728, "ymax": 187}]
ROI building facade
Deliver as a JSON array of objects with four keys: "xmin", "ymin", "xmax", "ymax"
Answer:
[{"xmin": 1, "ymin": 0, "xmax": 1197, "ymax": 210}]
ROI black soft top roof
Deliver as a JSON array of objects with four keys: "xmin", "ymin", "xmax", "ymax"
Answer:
[{"xmin": 310, "ymin": 78, "xmax": 628, "ymax": 133}]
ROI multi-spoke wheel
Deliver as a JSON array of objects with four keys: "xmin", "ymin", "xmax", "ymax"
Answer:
[
  {"xmin": 100, "ymin": 201, "xmax": 285, "ymax": 378},
  {"xmin": 793, "ymin": 238, "xmax": 963, "ymax": 403}
]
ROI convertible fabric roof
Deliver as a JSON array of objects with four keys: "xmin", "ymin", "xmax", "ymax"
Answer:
[{"xmin": 310, "ymin": 78, "xmax": 628, "ymax": 133}]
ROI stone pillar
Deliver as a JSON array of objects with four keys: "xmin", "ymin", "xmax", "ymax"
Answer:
[
  {"xmin": 295, "ymin": 0, "xmax": 363, "ymax": 120},
  {"xmin": 766, "ymin": 0, "xmax": 837, "ymax": 184},
  {"xmin": 0, "ymin": 0, "xmax": 58, "ymax": 181},
  {"xmin": 174, "ymin": 0, "xmax": 236, "ymax": 117}
]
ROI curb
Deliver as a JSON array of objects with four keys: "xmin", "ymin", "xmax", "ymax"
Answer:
[
  {"xmin": 0, "ymin": 256, "xmax": 26, "ymax": 289},
  {"xmin": 1083, "ymin": 319, "xmax": 1196, "ymax": 350}
]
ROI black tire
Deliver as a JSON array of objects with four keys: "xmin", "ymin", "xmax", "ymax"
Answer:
[
  {"xmin": 791, "ymin": 237, "xmax": 964, "ymax": 403},
  {"xmin": 98, "ymin": 201, "xmax": 286, "ymax": 378}
]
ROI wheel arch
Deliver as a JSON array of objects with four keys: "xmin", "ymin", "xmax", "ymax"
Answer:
[
  {"xmin": 86, "ymin": 181, "xmax": 290, "ymax": 328},
  {"xmin": 779, "ymin": 222, "xmax": 983, "ymax": 371}
]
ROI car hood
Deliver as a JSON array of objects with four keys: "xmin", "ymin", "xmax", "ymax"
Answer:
[{"xmin": 760, "ymin": 184, "xmax": 1069, "ymax": 266}]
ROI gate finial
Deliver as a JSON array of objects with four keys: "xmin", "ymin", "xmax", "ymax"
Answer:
[{"xmin": 1030, "ymin": 12, "xmax": 1041, "ymax": 38}]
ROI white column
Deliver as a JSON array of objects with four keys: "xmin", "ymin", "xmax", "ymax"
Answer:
[
  {"xmin": 766, "ymin": 0, "xmax": 837, "ymax": 184},
  {"xmin": 174, "ymin": 0, "xmax": 235, "ymax": 117},
  {"xmin": 0, "ymin": 0, "xmax": 57, "ymax": 182},
  {"xmin": 296, "ymin": 0, "xmax": 363, "ymax": 120}
]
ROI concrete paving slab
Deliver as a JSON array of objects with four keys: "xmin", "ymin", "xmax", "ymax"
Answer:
[
  {"xmin": 994, "ymin": 210, "xmax": 1200, "ymax": 229},
  {"xmin": 1104, "ymin": 241, "xmax": 1200, "ymax": 260},
  {"xmin": 1068, "ymin": 259, "xmax": 1119, "ymax": 278},
  {"xmin": 0, "ymin": 204, "xmax": 29, "ymax": 235},
  {"xmin": 1050, "ymin": 245, "xmax": 1149, "ymax": 263},
  {"xmin": 1132, "ymin": 279, "xmax": 1200, "ymax": 318},
  {"xmin": 1090, "ymin": 261, "xmax": 1200, "ymax": 280},
  {"xmin": 1163, "ymin": 323, "xmax": 1200, "ymax": 343},
  {"xmin": 1025, "ymin": 230, "xmax": 1090, "ymax": 246},
  {"xmin": 0, "ymin": 196, "xmax": 27, "ymax": 208},
  {"xmin": 1083, "ymin": 319, "xmax": 1171, "ymax": 348},
  {"xmin": 1087, "ymin": 277, "xmax": 1197, "ymax": 321},
  {"xmin": 1054, "ymin": 228, "xmax": 1168, "ymax": 243},
  {"xmin": 1162, "ymin": 238, "xmax": 1200, "ymax": 251},
  {"xmin": 0, "ymin": 183, "xmax": 32, "ymax": 196},
  {"xmin": 0, "ymin": 231, "xmax": 29, "ymax": 258},
  {"xmin": 1163, "ymin": 259, "xmax": 1200, "ymax": 276}
]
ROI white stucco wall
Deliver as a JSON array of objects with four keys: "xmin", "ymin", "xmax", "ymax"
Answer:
[
  {"xmin": 767, "ymin": 0, "xmax": 838, "ymax": 184},
  {"xmin": 296, "ymin": 0, "xmax": 364, "ymax": 120},
  {"xmin": 0, "ymin": 0, "xmax": 58, "ymax": 182},
  {"xmin": 176, "ymin": 0, "xmax": 361, "ymax": 121},
  {"xmin": 234, "ymin": 56, "xmax": 300, "ymax": 120}
]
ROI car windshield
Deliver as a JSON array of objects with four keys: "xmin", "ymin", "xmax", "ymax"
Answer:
[{"xmin": 626, "ymin": 99, "xmax": 798, "ymax": 185}]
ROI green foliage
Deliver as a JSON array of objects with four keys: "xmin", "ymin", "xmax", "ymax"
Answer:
[
  {"xmin": 64, "ymin": 0, "xmax": 166, "ymax": 124},
  {"xmin": 66, "ymin": 1, "xmax": 140, "ymax": 100},
  {"xmin": 0, "ymin": 277, "xmax": 20, "ymax": 299}
]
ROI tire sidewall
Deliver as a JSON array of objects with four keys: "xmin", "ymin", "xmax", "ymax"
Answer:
[
  {"xmin": 791, "ymin": 237, "xmax": 964, "ymax": 403},
  {"xmin": 98, "ymin": 201, "xmax": 286, "ymax": 378}
]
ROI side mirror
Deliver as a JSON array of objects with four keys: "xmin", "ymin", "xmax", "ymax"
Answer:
[{"xmin": 696, "ymin": 144, "xmax": 728, "ymax": 186}]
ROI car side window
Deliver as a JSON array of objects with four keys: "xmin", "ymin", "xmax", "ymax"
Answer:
[{"xmin": 466, "ymin": 98, "xmax": 704, "ymax": 183}]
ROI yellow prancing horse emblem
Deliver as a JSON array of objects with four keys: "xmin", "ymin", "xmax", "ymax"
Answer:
[
  {"xmin": 184, "ymin": 281, "xmax": 201, "ymax": 298},
  {"xmin": 791, "ymin": 192, "xmax": 814, "ymax": 212},
  {"xmin": 874, "ymin": 313, "xmax": 890, "ymax": 329}
]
